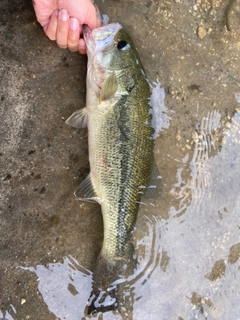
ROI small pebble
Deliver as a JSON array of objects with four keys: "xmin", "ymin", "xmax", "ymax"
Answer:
[
  {"xmin": 192, "ymin": 131, "xmax": 198, "ymax": 141},
  {"xmin": 225, "ymin": 122, "xmax": 231, "ymax": 128},
  {"xmin": 176, "ymin": 130, "xmax": 181, "ymax": 141},
  {"xmin": 197, "ymin": 26, "xmax": 207, "ymax": 40},
  {"xmin": 21, "ymin": 298, "xmax": 26, "ymax": 305}
]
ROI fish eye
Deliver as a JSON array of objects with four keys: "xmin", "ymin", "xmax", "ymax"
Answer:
[{"xmin": 117, "ymin": 40, "xmax": 130, "ymax": 51}]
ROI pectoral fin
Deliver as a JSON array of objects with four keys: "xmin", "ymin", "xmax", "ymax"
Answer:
[
  {"xmin": 66, "ymin": 108, "xmax": 88, "ymax": 128},
  {"xmin": 74, "ymin": 174, "xmax": 100, "ymax": 203},
  {"xmin": 100, "ymin": 72, "xmax": 118, "ymax": 102}
]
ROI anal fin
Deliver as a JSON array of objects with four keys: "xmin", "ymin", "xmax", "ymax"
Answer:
[{"xmin": 74, "ymin": 174, "xmax": 101, "ymax": 203}]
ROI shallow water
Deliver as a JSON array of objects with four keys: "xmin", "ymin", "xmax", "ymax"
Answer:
[{"xmin": 1, "ymin": 0, "xmax": 240, "ymax": 319}]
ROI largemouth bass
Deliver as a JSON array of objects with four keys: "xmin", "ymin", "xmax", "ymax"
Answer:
[{"xmin": 66, "ymin": 22, "xmax": 155, "ymax": 314}]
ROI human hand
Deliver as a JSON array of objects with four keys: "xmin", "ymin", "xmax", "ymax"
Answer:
[{"xmin": 33, "ymin": 0, "xmax": 101, "ymax": 54}]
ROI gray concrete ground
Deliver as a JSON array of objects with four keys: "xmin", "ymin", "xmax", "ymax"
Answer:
[{"xmin": 1, "ymin": 0, "xmax": 240, "ymax": 319}]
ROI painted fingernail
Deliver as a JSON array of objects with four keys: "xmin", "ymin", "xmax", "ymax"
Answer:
[
  {"xmin": 60, "ymin": 9, "xmax": 68, "ymax": 22},
  {"xmin": 70, "ymin": 17, "xmax": 79, "ymax": 31}
]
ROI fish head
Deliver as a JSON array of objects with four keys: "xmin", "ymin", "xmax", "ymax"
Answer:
[
  {"xmin": 84, "ymin": 23, "xmax": 122, "ymax": 57},
  {"xmin": 84, "ymin": 23, "xmax": 145, "ymax": 95}
]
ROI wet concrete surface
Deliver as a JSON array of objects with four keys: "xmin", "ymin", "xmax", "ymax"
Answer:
[{"xmin": 1, "ymin": 0, "xmax": 240, "ymax": 319}]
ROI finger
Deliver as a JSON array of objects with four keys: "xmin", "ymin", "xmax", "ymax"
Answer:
[
  {"xmin": 68, "ymin": 17, "xmax": 80, "ymax": 52},
  {"xmin": 56, "ymin": 9, "xmax": 69, "ymax": 49},
  {"xmin": 78, "ymin": 38, "xmax": 86, "ymax": 55},
  {"xmin": 94, "ymin": 4, "xmax": 103, "ymax": 28},
  {"xmin": 85, "ymin": 3, "xmax": 102, "ymax": 30},
  {"xmin": 32, "ymin": 0, "xmax": 54, "ymax": 27},
  {"xmin": 43, "ymin": 10, "xmax": 59, "ymax": 40}
]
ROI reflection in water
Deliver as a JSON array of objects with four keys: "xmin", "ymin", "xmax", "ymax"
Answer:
[
  {"xmin": 170, "ymin": 110, "xmax": 223, "ymax": 216},
  {"xmin": 150, "ymin": 108, "xmax": 240, "ymax": 319},
  {"xmin": 22, "ymin": 257, "xmax": 92, "ymax": 319},
  {"xmin": 0, "ymin": 310, "xmax": 15, "ymax": 320},
  {"xmin": 22, "ymin": 106, "xmax": 240, "ymax": 319},
  {"xmin": 236, "ymin": 94, "xmax": 240, "ymax": 103},
  {"xmin": 22, "ymin": 219, "xmax": 161, "ymax": 320},
  {"xmin": 150, "ymin": 81, "xmax": 172, "ymax": 139}
]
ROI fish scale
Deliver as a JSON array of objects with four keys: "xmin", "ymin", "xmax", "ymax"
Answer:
[{"xmin": 95, "ymin": 98, "xmax": 152, "ymax": 255}]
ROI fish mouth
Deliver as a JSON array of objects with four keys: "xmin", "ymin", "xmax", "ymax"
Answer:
[{"xmin": 83, "ymin": 23, "xmax": 122, "ymax": 55}]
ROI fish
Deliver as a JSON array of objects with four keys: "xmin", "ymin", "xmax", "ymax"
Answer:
[{"xmin": 66, "ymin": 22, "xmax": 155, "ymax": 315}]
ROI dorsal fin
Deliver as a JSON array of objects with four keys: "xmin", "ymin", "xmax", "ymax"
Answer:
[
  {"xmin": 100, "ymin": 72, "xmax": 118, "ymax": 102},
  {"xmin": 66, "ymin": 108, "xmax": 88, "ymax": 128},
  {"xmin": 74, "ymin": 174, "xmax": 101, "ymax": 203}
]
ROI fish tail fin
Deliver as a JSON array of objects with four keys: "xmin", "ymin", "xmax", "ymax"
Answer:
[
  {"xmin": 86, "ymin": 282, "xmax": 119, "ymax": 315},
  {"xmin": 85, "ymin": 253, "xmax": 120, "ymax": 315},
  {"xmin": 85, "ymin": 250, "xmax": 136, "ymax": 315}
]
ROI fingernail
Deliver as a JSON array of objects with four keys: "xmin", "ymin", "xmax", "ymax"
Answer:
[
  {"xmin": 54, "ymin": 9, "xmax": 59, "ymax": 16},
  {"xmin": 70, "ymin": 17, "xmax": 79, "ymax": 31},
  {"xmin": 78, "ymin": 38, "xmax": 86, "ymax": 54},
  {"xmin": 60, "ymin": 9, "xmax": 68, "ymax": 22}
]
